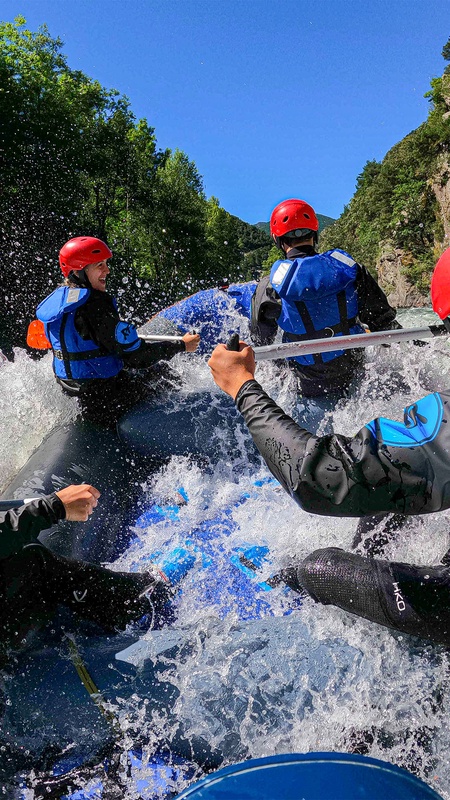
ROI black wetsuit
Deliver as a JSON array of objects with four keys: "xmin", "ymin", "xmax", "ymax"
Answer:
[
  {"xmin": 285, "ymin": 548, "xmax": 450, "ymax": 648},
  {"xmin": 235, "ymin": 381, "xmax": 450, "ymax": 518},
  {"xmin": 59, "ymin": 290, "xmax": 186, "ymax": 426},
  {"xmin": 235, "ymin": 380, "xmax": 450, "ymax": 646},
  {"xmin": 250, "ymin": 246, "xmax": 399, "ymax": 397},
  {"xmin": 0, "ymin": 497, "xmax": 170, "ymax": 649}
]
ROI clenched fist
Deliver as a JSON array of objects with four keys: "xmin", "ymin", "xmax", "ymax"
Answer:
[
  {"xmin": 56, "ymin": 484, "xmax": 101, "ymax": 522},
  {"xmin": 182, "ymin": 332, "xmax": 201, "ymax": 352},
  {"xmin": 208, "ymin": 342, "xmax": 256, "ymax": 399}
]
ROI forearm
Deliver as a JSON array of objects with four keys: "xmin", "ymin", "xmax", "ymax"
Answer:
[
  {"xmin": 235, "ymin": 381, "xmax": 369, "ymax": 515},
  {"xmin": 0, "ymin": 495, "xmax": 65, "ymax": 559},
  {"xmin": 234, "ymin": 381, "xmax": 414, "ymax": 517},
  {"xmin": 78, "ymin": 300, "xmax": 185, "ymax": 366},
  {"xmin": 356, "ymin": 266, "xmax": 399, "ymax": 331},
  {"xmin": 122, "ymin": 339, "xmax": 185, "ymax": 368},
  {"xmin": 235, "ymin": 380, "xmax": 312, "ymax": 497}
]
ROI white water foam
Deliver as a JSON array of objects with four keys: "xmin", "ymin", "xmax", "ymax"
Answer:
[
  {"xmin": 0, "ymin": 350, "xmax": 77, "ymax": 492},
  {"xmin": 4, "ymin": 305, "xmax": 450, "ymax": 798}
]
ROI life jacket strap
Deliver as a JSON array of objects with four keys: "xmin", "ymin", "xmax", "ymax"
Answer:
[
  {"xmin": 53, "ymin": 348, "xmax": 102, "ymax": 362},
  {"xmin": 291, "ymin": 289, "xmax": 358, "ymax": 364}
]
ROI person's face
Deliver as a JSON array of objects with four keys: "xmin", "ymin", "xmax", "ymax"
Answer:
[{"xmin": 85, "ymin": 260, "xmax": 110, "ymax": 291}]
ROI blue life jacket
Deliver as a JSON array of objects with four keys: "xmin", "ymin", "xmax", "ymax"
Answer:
[
  {"xmin": 36, "ymin": 287, "xmax": 123, "ymax": 380},
  {"xmin": 269, "ymin": 249, "xmax": 365, "ymax": 366}
]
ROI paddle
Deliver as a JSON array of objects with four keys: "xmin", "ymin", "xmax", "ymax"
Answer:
[
  {"xmin": 251, "ymin": 324, "xmax": 447, "ymax": 363},
  {"xmin": 0, "ymin": 497, "xmax": 40, "ymax": 512},
  {"xmin": 140, "ymin": 334, "xmax": 185, "ymax": 342}
]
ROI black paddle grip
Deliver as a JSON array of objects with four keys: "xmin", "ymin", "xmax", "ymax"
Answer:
[{"xmin": 226, "ymin": 333, "xmax": 240, "ymax": 351}]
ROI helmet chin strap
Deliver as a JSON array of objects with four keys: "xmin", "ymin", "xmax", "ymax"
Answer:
[
  {"xmin": 69, "ymin": 269, "xmax": 92, "ymax": 289},
  {"xmin": 277, "ymin": 231, "xmax": 318, "ymax": 253}
]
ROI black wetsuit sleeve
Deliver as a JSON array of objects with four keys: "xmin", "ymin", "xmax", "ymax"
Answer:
[
  {"xmin": 249, "ymin": 275, "xmax": 282, "ymax": 346},
  {"xmin": 356, "ymin": 264, "xmax": 400, "ymax": 331},
  {"xmin": 120, "ymin": 338, "xmax": 185, "ymax": 368},
  {"xmin": 75, "ymin": 292, "xmax": 185, "ymax": 368},
  {"xmin": 235, "ymin": 380, "xmax": 445, "ymax": 517},
  {"xmin": 0, "ymin": 495, "xmax": 65, "ymax": 559}
]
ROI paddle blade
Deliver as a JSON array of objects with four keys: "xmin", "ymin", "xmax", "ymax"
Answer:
[
  {"xmin": 27, "ymin": 319, "xmax": 51, "ymax": 349},
  {"xmin": 431, "ymin": 248, "xmax": 450, "ymax": 320}
]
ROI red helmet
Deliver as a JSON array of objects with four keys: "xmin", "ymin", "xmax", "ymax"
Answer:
[
  {"xmin": 270, "ymin": 199, "xmax": 319, "ymax": 244},
  {"xmin": 59, "ymin": 236, "xmax": 112, "ymax": 278},
  {"xmin": 431, "ymin": 248, "xmax": 450, "ymax": 320}
]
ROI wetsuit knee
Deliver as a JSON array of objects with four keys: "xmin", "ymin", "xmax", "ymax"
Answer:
[
  {"xmin": 1, "ymin": 543, "xmax": 51, "ymax": 592},
  {"xmin": 379, "ymin": 560, "xmax": 450, "ymax": 646},
  {"xmin": 298, "ymin": 548, "xmax": 392, "ymax": 627},
  {"xmin": 0, "ymin": 544, "xmax": 59, "ymax": 646}
]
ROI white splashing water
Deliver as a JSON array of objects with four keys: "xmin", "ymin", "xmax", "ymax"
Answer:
[
  {"xmin": 3, "ymin": 305, "xmax": 450, "ymax": 798},
  {"xmin": 0, "ymin": 350, "xmax": 76, "ymax": 492}
]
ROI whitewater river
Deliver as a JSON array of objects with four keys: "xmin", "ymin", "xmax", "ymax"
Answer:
[{"xmin": 2, "ymin": 305, "xmax": 450, "ymax": 798}]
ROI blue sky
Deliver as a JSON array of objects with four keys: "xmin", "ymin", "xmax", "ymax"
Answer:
[{"xmin": 3, "ymin": 1, "xmax": 450, "ymax": 224}]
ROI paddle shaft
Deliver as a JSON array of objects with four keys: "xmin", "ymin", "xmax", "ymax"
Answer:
[
  {"xmin": 140, "ymin": 334, "xmax": 184, "ymax": 342},
  {"xmin": 253, "ymin": 324, "xmax": 447, "ymax": 362},
  {"xmin": 0, "ymin": 498, "xmax": 39, "ymax": 511}
]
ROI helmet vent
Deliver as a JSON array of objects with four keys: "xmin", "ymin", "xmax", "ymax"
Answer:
[
  {"xmin": 283, "ymin": 215, "xmax": 289, "ymax": 223},
  {"xmin": 92, "ymin": 249, "xmax": 101, "ymax": 253},
  {"xmin": 304, "ymin": 213, "xmax": 310, "ymax": 219}
]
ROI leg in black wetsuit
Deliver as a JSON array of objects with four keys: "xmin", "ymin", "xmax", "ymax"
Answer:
[
  {"xmin": 0, "ymin": 543, "xmax": 172, "ymax": 648},
  {"xmin": 284, "ymin": 547, "xmax": 450, "ymax": 647},
  {"xmin": 290, "ymin": 350, "xmax": 365, "ymax": 399},
  {"xmin": 352, "ymin": 513, "xmax": 411, "ymax": 556}
]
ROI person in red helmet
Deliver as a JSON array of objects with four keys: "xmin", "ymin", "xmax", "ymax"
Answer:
[
  {"xmin": 250, "ymin": 199, "xmax": 400, "ymax": 398},
  {"xmin": 36, "ymin": 236, "xmax": 200, "ymax": 426}
]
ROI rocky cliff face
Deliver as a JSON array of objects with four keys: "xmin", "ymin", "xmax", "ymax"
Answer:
[
  {"xmin": 377, "ymin": 76, "xmax": 450, "ymax": 307},
  {"xmin": 377, "ymin": 243, "xmax": 430, "ymax": 308},
  {"xmin": 431, "ymin": 154, "xmax": 450, "ymax": 244}
]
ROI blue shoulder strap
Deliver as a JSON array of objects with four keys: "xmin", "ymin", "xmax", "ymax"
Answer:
[
  {"xmin": 37, "ymin": 287, "xmax": 90, "ymax": 323},
  {"xmin": 270, "ymin": 259, "xmax": 299, "ymax": 296}
]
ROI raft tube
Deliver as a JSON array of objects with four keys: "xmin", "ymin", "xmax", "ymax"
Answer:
[
  {"xmin": 140, "ymin": 283, "xmax": 256, "ymax": 353},
  {"xmin": 176, "ymin": 752, "xmax": 443, "ymax": 800}
]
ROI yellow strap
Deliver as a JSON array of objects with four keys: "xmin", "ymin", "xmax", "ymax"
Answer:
[{"xmin": 65, "ymin": 635, "xmax": 121, "ymax": 734}]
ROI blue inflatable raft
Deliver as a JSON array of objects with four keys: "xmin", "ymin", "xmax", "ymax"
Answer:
[
  {"xmin": 176, "ymin": 753, "xmax": 443, "ymax": 800},
  {"xmin": 1, "ymin": 286, "xmax": 441, "ymax": 799}
]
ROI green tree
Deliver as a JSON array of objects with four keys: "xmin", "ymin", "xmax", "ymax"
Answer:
[
  {"xmin": 0, "ymin": 17, "xmax": 139, "ymax": 346},
  {"xmin": 0, "ymin": 17, "xmax": 281, "ymax": 352},
  {"xmin": 205, "ymin": 197, "xmax": 242, "ymax": 283}
]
